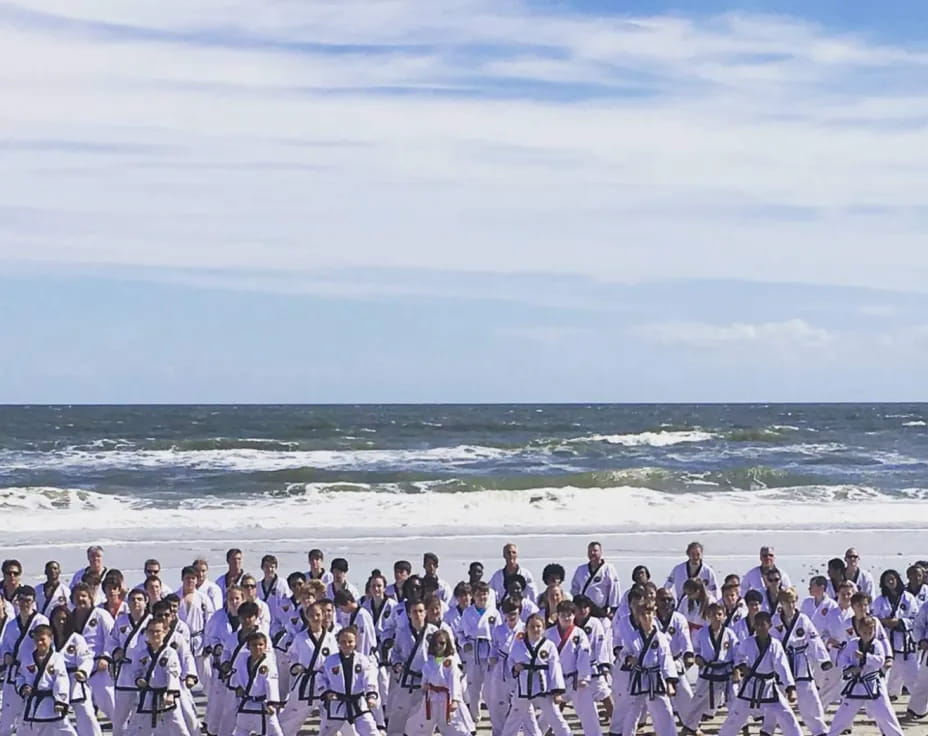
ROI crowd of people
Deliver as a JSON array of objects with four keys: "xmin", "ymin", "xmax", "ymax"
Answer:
[{"xmin": 1, "ymin": 541, "xmax": 927, "ymax": 736}]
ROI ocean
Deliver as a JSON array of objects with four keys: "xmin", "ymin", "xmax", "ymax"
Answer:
[{"xmin": 1, "ymin": 404, "xmax": 927, "ymax": 544}]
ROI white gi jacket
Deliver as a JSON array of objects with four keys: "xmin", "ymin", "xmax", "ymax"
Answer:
[
  {"xmin": 694, "ymin": 625, "xmax": 738, "ymax": 708},
  {"xmin": 459, "ymin": 606, "xmax": 498, "ymax": 669},
  {"xmin": 320, "ymin": 651, "xmax": 378, "ymax": 723},
  {"xmin": 288, "ymin": 628, "xmax": 337, "ymax": 704},
  {"xmin": 664, "ymin": 560, "xmax": 720, "ymax": 600},
  {"xmin": 871, "ymin": 592, "xmax": 918, "ymax": 657},
  {"xmin": 1, "ymin": 611, "xmax": 49, "ymax": 685},
  {"xmin": 771, "ymin": 610, "xmax": 828, "ymax": 681},
  {"xmin": 17, "ymin": 649, "xmax": 71, "ymax": 723},
  {"xmin": 390, "ymin": 622, "xmax": 437, "ymax": 691},
  {"xmin": 732, "ymin": 635, "xmax": 795, "ymax": 707},
  {"xmin": 508, "ymin": 635, "xmax": 565, "ymax": 699},
  {"xmin": 570, "ymin": 561, "xmax": 622, "ymax": 613},
  {"xmin": 489, "ymin": 566, "xmax": 538, "ymax": 603},
  {"xmin": 421, "ymin": 654, "xmax": 465, "ymax": 720},
  {"xmin": 623, "ymin": 626, "xmax": 677, "ymax": 699},
  {"xmin": 490, "ymin": 620, "xmax": 524, "ymax": 685},
  {"xmin": 836, "ymin": 637, "xmax": 889, "ymax": 699},
  {"xmin": 108, "ymin": 612, "xmax": 150, "ymax": 691},
  {"xmin": 545, "ymin": 624, "xmax": 592, "ymax": 690},
  {"xmin": 36, "ymin": 582, "xmax": 71, "ymax": 618}
]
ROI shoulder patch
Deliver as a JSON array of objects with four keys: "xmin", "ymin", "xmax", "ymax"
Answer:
[
  {"xmin": 140, "ymin": 657, "xmax": 149, "ymax": 665},
  {"xmin": 120, "ymin": 626, "xmax": 128, "ymax": 633},
  {"xmin": 383, "ymin": 610, "xmax": 390, "ymax": 618},
  {"xmin": 723, "ymin": 641, "xmax": 730, "ymax": 649},
  {"xmin": 170, "ymin": 641, "xmax": 178, "ymax": 649},
  {"xmin": 651, "ymin": 640, "xmax": 659, "ymax": 649},
  {"xmin": 584, "ymin": 626, "xmax": 592, "ymax": 634},
  {"xmin": 668, "ymin": 626, "xmax": 675, "ymax": 634},
  {"xmin": 159, "ymin": 657, "xmax": 168, "ymax": 666},
  {"xmin": 89, "ymin": 618, "xmax": 97, "ymax": 627},
  {"xmin": 489, "ymin": 615, "xmax": 496, "ymax": 624},
  {"xmin": 48, "ymin": 666, "xmax": 56, "ymax": 674},
  {"xmin": 540, "ymin": 649, "xmax": 549, "ymax": 660},
  {"xmin": 594, "ymin": 575, "xmax": 602, "ymax": 582},
  {"xmin": 259, "ymin": 665, "xmax": 268, "ymax": 675}
]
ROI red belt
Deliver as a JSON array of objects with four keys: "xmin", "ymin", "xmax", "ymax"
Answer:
[{"xmin": 425, "ymin": 685, "xmax": 451, "ymax": 721}]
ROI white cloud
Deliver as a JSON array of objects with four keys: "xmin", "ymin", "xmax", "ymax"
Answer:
[
  {"xmin": 634, "ymin": 319, "xmax": 833, "ymax": 350},
  {"xmin": 1, "ymin": 2, "xmax": 928, "ymax": 290}
]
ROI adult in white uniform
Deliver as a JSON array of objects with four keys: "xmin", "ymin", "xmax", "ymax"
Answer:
[
  {"xmin": 489, "ymin": 544, "xmax": 537, "ymax": 604},
  {"xmin": 570, "ymin": 541, "xmax": 621, "ymax": 616},
  {"xmin": 741, "ymin": 546, "xmax": 792, "ymax": 595},
  {"xmin": 664, "ymin": 541, "xmax": 720, "ymax": 601},
  {"xmin": 843, "ymin": 548, "xmax": 875, "ymax": 597}
]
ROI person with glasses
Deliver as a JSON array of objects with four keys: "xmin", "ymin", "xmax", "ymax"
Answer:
[
  {"xmin": 134, "ymin": 558, "xmax": 162, "ymax": 591},
  {"xmin": 760, "ymin": 569, "xmax": 786, "ymax": 615},
  {"xmin": 240, "ymin": 575, "xmax": 272, "ymax": 634},
  {"xmin": 741, "ymin": 546, "xmax": 793, "ymax": 595},
  {"xmin": 843, "ymin": 548, "xmax": 875, "ymax": 597},
  {"xmin": 1, "ymin": 560, "xmax": 23, "ymax": 609}
]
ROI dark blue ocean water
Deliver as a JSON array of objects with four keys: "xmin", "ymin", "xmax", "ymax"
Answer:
[{"xmin": 1, "ymin": 404, "xmax": 927, "ymax": 510}]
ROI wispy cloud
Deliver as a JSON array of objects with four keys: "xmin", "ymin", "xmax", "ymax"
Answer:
[
  {"xmin": 632, "ymin": 318, "xmax": 833, "ymax": 350},
  {"xmin": 1, "ymin": 1, "xmax": 927, "ymax": 291}
]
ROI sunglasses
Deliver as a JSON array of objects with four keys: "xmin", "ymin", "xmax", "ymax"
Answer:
[
  {"xmin": 767, "ymin": 577, "xmax": 781, "ymax": 583},
  {"xmin": 243, "ymin": 583, "xmax": 257, "ymax": 588},
  {"xmin": 5, "ymin": 570, "xmax": 22, "ymax": 577},
  {"xmin": 845, "ymin": 555, "xmax": 859, "ymax": 560}
]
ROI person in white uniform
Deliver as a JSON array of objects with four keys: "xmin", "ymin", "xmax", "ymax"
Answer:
[
  {"xmin": 15, "ymin": 624, "xmax": 77, "ymax": 736},
  {"xmin": 741, "ymin": 546, "xmax": 792, "ymax": 595},
  {"xmin": 489, "ymin": 544, "xmax": 537, "ymax": 604},
  {"xmin": 664, "ymin": 542, "xmax": 720, "ymax": 601},
  {"xmin": 318, "ymin": 626, "xmax": 380, "ymax": 736},
  {"xmin": 570, "ymin": 541, "xmax": 621, "ymax": 617}
]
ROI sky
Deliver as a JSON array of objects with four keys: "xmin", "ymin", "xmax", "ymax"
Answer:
[{"xmin": 1, "ymin": 0, "xmax": 927, "ymax": 403}]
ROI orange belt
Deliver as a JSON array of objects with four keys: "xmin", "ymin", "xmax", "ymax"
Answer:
[{"xmin": 425, "ymin": 684, "xmax": 451, "ymax": 721}]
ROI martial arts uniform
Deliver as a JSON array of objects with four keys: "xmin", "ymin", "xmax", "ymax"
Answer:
[
  {"xmin": 441, "ymin": 605, "xmax": 465, "ymax": 651},
  {"xmin": 197, "ymin": 580, "xmax": 224, "ymax": 613},
  {"xmin": 718, "ymin": 634, "xmax": 802, "ymax": 736},
  {"xmin": 458, "ymin": 604, "xmax": 497, "ymax": 724},
  {"xmin": 846, "ymin": 568, "xmax": 875, "ymax": 597},
  {"xmin": 820, "ymin": 606, "xmax": 890, "ymax": 706},
  {"xmin": 576, "ymin": 613, "xmax": 611, "ymax": 702},
  {"xmin": 542, "ymin": 622, "xmax": 600, "ymax": 736},
  {"xmin": 676, "ymin": 598, "xmax": 710, "ymax": 635},
  {"xmin": 75, "ymin": 606, "xmax": 115, "ymax": 719},
  {"xmin": 336, "ymin": 606, "xmax": 378, "ymax": 664},
  {"xmin": 489, "ymin": 566, "xmax": 538, "ymax": 604},
  {"xmin": 0, "ymin": 610, "xmax": 49, "ymax": 734},
  {"xmin": 758, "ymin": 587, "xmax": 783, "ymax": 616},
  {"xmin": 621, "ymin": 625, "xmax": 679, "ymax": 736},
  {"xmin": 269, "ymin": 596, "xmax": 301, "ymax": 699},
  {"xmin": 664, "ymin": 561, "xmax": 720, "ymax": 601},
  {"xmin": 387, "ymin": 621, "xmax": 436, "ymax": 736},
  {"xmin": 724, "ymin": 599, "xmax": 748, "ymax": 628},
  {"xmin": 826, "ymin": 637, "xmax": 903, "ymax": 736},
  {"xmin": 305, "ymin": 569, "xmax": 334, "ymax": 587},
  {"xmin": 871, "ymin": 590, "xmax": 919, "ymax": 697},
  {"xmin": 406, "ymin": 654, "xmax": 473, "ymax": 736},
  {"xmin": 487, "ymin": 618, "xmax": 523, "ymax": 734},
  {"xmin": 108, "ymin": 612, "xmax": 150, "ymax": 736},
  {"xmin": 765, "ymin": 610, "xmax": 829, "ymax": 736},
  {"xmin": 202, "ymin": 607, "xmax": 238, "ymax": 736},
  {"xmin": 571, "ymin": 560, "xmax": 622, "ymax": 615},
  {"xmin": 325, "ymin": 581, "xmax": 361, "ymax": 601},
  {"xmin": 510, "ymin": 597, "xmax": 539, "ymax": 623},
  {"xmin": 656, "ymin": 609, "xmax": 694, "ymax": 717},
  {"xmin": 36, "ymin": 583, "xmax": 70, "ymax": 620},
  {"xmin": 165, "ymin": 621, "xmax": 199, "ymax": 736},
  {"xmin": 51, "ymin": 631, "xmax": 102, "ymax": 736},
  {"xmin": 278, "ymin": 627, "xmax": 337, "ymax": 735},
  {"xmin": 906, "ymin": 599, "xmax": 928, "ymax": 719},
  {"xmin": 608, "ymin": 610, "xmax": 641, "ymax": 736},
  {"xmin": 215, "ymin": 572, "xmax": 247, "ymax": 596},
  {"xmin": 799, "ymin": 594, "xmax": 835, "ymax": 634},
  {"xmin": 681, "ymin": 624, "xmax": 738, "ymax": 732},
  {"xmin": 15, "ymin": 647, "xmax": 77, "ymax": 736},
  {"xmin": 500, "ymin": 635, "xmax": 570, "ymax": 736},
  {"xmin": 126, "ymin": 642, "xmax": 190, "ymax": 736},
  {"xmin": 176, "ymin": 590, "xmax": 215, "ymax": 694},
  {"xmin": 216, "ymin": 627, "xmax": 259, "ymax": 736},
  {"xmin": 318, "ymin": 651, "xmax": 380, "ymax": 736},
  {"xmin": 228, "ymin": 651, "xmax": 283, "ymax": 736},
  {"xmin": 741, "ymin": 566, "xmax": 792, "ymax": 595}
]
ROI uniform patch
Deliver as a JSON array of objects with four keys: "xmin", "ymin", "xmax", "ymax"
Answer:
[
  {"xmin": 584, "ymin": 626, "xmax": 592, "ymax": 634},
  {"xmin": 775, "ymin": 625, "xmax": 784, "ymax": 632},
  {"xmin": 651, "ymin": 641, "xmax": 659, "ymax": 650},
  {"xmin": 48, "ymin": 666, "xmax": 56, "ymax": 674},
  {"xmin": 354, "ymin": 664, "xmax": 362, "ymax": 674},
  {"xmin": 540, "ymin": 649, "xmax": 549, "ymax": 660},
  {"xmin": 489, "ymin": 616, "xmax": 496, "ymax": 624},
  {"xmin": 322, "ymin": 647, "xmax": 330, "ymax": 656},
  {"xmin": 170, "ymin": 641, "xmax": 178, "ymax": 649},
  {"xmin": 723, "ymin": 641, "xmax": 730, "ymax": 650},
  {"xmin": 67, "ymin": 645, "xmax": 76, "ymax": 654},
  {"xmin": 120, "ymin": 626, "xmax": 128, "ymax": 634},
  {"xmin": 159, "ymin": 657, "xmax": 168, "ymax": 666},
  {"xmin": 27, "ymin": 664, "xmax": 36, "ymax": 673},
  {"xmin": 516, "ymin": 632, "xmax": 524, "ymax": 640},
  {"xmin": 572, "ymin": 635, "xmax": 580, "ymax": 644},
  {"xmin": 332, "ymin": 666, "xmax": 340, "ymax": 675},
  {"xmin": 89, "ymin": 618, "xmax": 97, "ymax": 627},
  {"xmin": 443, "ymin": 658, "xmax": 452, "ymax": 668},
  {"xmin": 383, "ymin": 611, "xmax": 390, "ymax": 618},
  {"xmin": 259, "ymin": 665, "xmax": 268, "ymax": 675},
  {"xmin": 283, "ymin": 605, "xmax": 290, "ymax": 612},
  {"xmin": 796, "ymin": 628, "xmax": 805, "ymax": 637},
  {"xmin": 141, "ymin": 657, "xmax": 149, "ymax": 665},
  {"xmin": 901, "ymin": 602, "xmax": 907, "ymax": 611},
  {"xmin": 290, "ymin": 617, "xmax": 299, "ymax": 624},
  {"xmin": 668, "ymin": 626, "xmax": 675, "ymax": 634},
  {"xmin": 594, "ymin": 575, "xmax": 602, "ymax": 583}
]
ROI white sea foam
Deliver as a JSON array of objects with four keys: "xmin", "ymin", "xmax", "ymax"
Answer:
[
  {"xmin": 902, "ymin": 420, "xmax": 927, "ymax": 427},
  {"xmin": 574, "ymin": 430, "xmax": 717, "ymax": 447},
  {"xmin": 4, "ymin": 483, "xmax": 927, "ymax": 540}
]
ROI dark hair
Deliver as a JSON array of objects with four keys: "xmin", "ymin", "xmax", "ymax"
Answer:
[
  {"xmin": 394, "ymin": 560, "xmax": 412, "ymax": 575},
  {"xmin": 472, "ymin": 581, "xmax": 490, "ymax": 596},
  {"xmin": 50, "ymin": 605, "xmax": 74, "ymax": 640},
  {"xmin": 238, "ymin": 601, "xmax": 260, "ymax": 619},
  {"xmin": 505, "ymin": 574, "xmax": 526, "ymax": 591},
  {"xmin": 151, "ymin": 600, "xmax": 171, "ymax": 618},
  {"xmin": 163, "ymin": 593, "xmax": 180, "ymax": 605},
  {"xmin": 542, "ymin": 563, "xmax": 565, "ymax": 585},
  {"xmin": 226, "ymin": 548, "xmax": 242, "ymax": 562},
  {"xmin": 15, "ymin": 585, "xmax": 36, "ymax": 599},
  {"xmin": 333, "ymin": 590, "xmax": 356, "ymax": 607},
  {"xmin": 556, "ymin": 600, "xmax": 577, "ymax": 616},
  {"xmin": 422, "ymin": 574, "xmax": 440, "ymax": 594},
  {"xmin": 331, "ymin": 558, "xmax": 349, "ymax": 573},
  {"xmin": 261, "ymin": 555, "xmax": 278, "ymax": 568},
  {"xmin": 405, "ymin": 598, "xmax": 426, "ymax": 613},
  {"xmin": 879, "ymin": 569, "xmax": 903, "ymax": 599},
  {"xmin": 572, "ymin": 594, "xmax": 593, "ymax": 610},
  {"xmin": 631, "ymin": 565, "xmax": 651, "ymax": 583},
  {"xmin": 428, "ymin": 629, "xmax": 455, "ymax": 657},
  {"xmin": 245, "ymin": 631, "xmax": 267, "ymax": 647},
  {"xmin": 423, "ymin": 552, "xmax": 439, "ymax": 566},
  {"xmin": 827, "ymin": 558, "xmax": 847, "ymax": 577},
  {"xmin": 851, "ymin": 591, "xmax": 871, "ymax": 606},
  {"xmin": 809, "ymin": 575, "xmax": 827, "ymax": 588},
  {"xmin": 287, "ymin": 571, "xmax": 307, "ymax": 587},
  {"xmin": 181, "ymin": 566, "xmax": 198, "ymax": 579},
  {"xmin": 452, "ymin": 582, "xmax": 471, "ymax": 598},
  {"xmin": 337, "ymin": 624, "xmax": 359, "ymax": 641},
  {"xmin": 33, "ymin": 624, "xmax": 53, "ymax": 639},
  {"xmin": 467, "ymin": 561, "xmax": 483, "ymax": 575},
  {"xmin": 308, "ymin": 549, "xmax": 324, "ymax": 561},
  {"xmin": 2, "ymin": 559, "xmax": 22, "ymax": 574},
  {"xmin": 744, "ymin": 590, "xmax": 763, "ymax": 605},
  {"xmin": 500, "ymin": 598, "xmax": 519, "ymax": 615},
  {"xmin": 754, "ymin": 611, "xmax": 773, "ymax": 625},
  {"xmin": 71, "ymin": 582, "xmax": 93, "ymax": 603}
]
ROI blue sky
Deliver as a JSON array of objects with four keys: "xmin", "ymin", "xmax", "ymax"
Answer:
[{"xmin": 1, "ymin": 1, "xmax": 927, "ymax": 402}]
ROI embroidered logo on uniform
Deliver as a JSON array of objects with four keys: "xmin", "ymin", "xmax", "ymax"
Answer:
[
  {"xmin": 584, "ymin": 626, "xmax": 592, "ymax": 634},
  {"xmin": 259, "ymin": 665, "xmax": 268, "ymax": 675},
  {"xmin": 291, "ymin": 617, "xmax": 299, "ymax": 624},
  {"xmin": 354, "ymin": 664, "xmax": 362, "ymax": 673},
  {"xmin": 425, "ymin": 633, "xmax": 433, "ymax": 643},
  {"xmin": 594, "ymin": 575, "xmax": 602, "ymax": 583},
  {"xmin": 668, "ymin": 626, "xmax": 675, "ymax": 634},
  {"xmin": 776, "ymin": 625, "xmax": 784, "ymax": 632},
  {"xmin": 651, "ymin": 641, "xmax": 659, "ymax": 649},
  {"xmin": 820, "ymin": 606, "xmax": 829, "ymax": 615},
  {"xmin": 540, "ymin": 649, "xmax": 549, "ymax": 660},
  {"xmin": 489, "ymin": 616, "xmax": 496, "ymax": 624},
  {"xmin": 48, "ymin": 666, "xmax": 56, "ymax": 674},
  {"xmin": 283, "ymin": 605, "xmax": 290, "ymax": 612},
  {"xmin": 89, "ymin": 618, "xmax": 97, "ymax": 627},
  {"xmin": 796, "ymin": 628, "xmax": 805, "ymax": 637},
  {"xmin": 332, "ymin": 666, "xmax": 340, "ymax": 675},
  {"xmin": 322, "ymin": 647, "xmax": 330, "ymax": 656},
  {"xmin": 170, "ymin": 642, "xmax": 178, "ymax": 649},
  {"xmin": 67, "ymin": 645, "xmax": 76, "ymax": 654},
  {"xmin": 27, "ymin": 664, "xmax": 36, "ymax": 673},
  {"xmin": 901, "ymin": 603, "xmax": 907, "ymax": 611},
  {"xmin": 384, "ymin": 611, "xmax": 390, "ymax": 618},
  {"xmin": 443, "ymin": 658, "xmax": 452, "ymax": 668},
  {"xmin": 120, "ymin": 626, "xmax": 128, "ymax": 633},
  {"xmin": 723, "ymin": 641, "xmax": 730, "ymax": 649},
  {"xmin": 572, "ymin": 635, "xmax": 580, "ymax": 644},
  {"xmin": 516, "ymin": 632, "xmax": 524, "ymax": 640},
  {"xmin": 141, "ymin": 657, "xmax": 149, "ymax": 665}
]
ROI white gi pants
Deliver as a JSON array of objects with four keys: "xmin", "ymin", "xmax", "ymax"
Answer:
[
  {"xmin": 179, "ymin": 685, "xmax": 198, "ymax": 734},
  {"xmin": 372, "ymin": 667, "xmax": 389, "ymax": 728},
  {"xmin": 681, "ymin": 678, "xmax": 730, "ymax": 731},
  {"xmin": 670, "ymin": 670, "xmax": 694, "ymax": 717},
  {"xmin": 73, "ymin": 693, "xmax": 104, "ymax": 736},
  {"xmin": 194, "ymin": 655, "xmax": 212, "ymax": 697},
  {"xmin": 622, "ymin": 694, "xmax": 676, "ymax": 736},
  {"xmin": 232, "ymin": 711, "xmax": 283, "ymax": 736},
  {"xmin": 761, "ymin": 680, "xmax": 826, "ymax": 735},
  {"xmin": 218, "ymin": 687, "xmax": 240, "ymax": 736},
  {"xmin": 406, "ymin": 696, "xmax": 472, "ymax": 736},
  {"xmin": 462, "ymin": 661, "xmax": 489, "ymax": 724},
  {"xmin": 908, "ymin": 652, "xmax": 928, "ymax": 717},
  {"xmin": 547, "ymin": 683, "xmax": 600, "ymax": 736},
  {"xmin": 826, "ymin": 693, "xmax": 904, "ymax": 736},
  {"xmin": 20, "ymin": 721, "xmax": 78, "ymax": 736},
  {"xmin": 500, "ymin": 696, "xmax": 569, "ymax": 736},
  {"xmin": 273, "ymin": 651, "xmax": 290, "ymax": 702},
  {"xmin": 318, "ymin": 713, "xmax": 380, "ymax": 736},
  {"xmin": 89, "ymin": 669, "xmax": 115, "ymax": 720},
  {"xmin": 817, "ymin": 663, "xmax": 843, "ymax": 706},
  {"xmin": 886, "ymin": 653, "xmax": 918, "ymax": 697},
  {"xmin": 484, "ymin": 673, "xmax": 513, "ymax": 735},
  {"xmin": 386, "ymin": 682, "xmax": 424, "ymax": 736},
  {"xmin": 0, "ymin": 682, "xmax": 23, "ymax": 734},
  {"xmin": 608, "ymin": 668, "xmax": 631, "ymax": 735},
  {"xmin": 126, "ymin": 706, "xmax": 191, "ymax": 736},
  {"xmin": 113, "ymin": 690, "xmax": 136, "ymax": 736},
  {"xmin": 278, "ymin": 698, "xmax": 319, "ymax": 735},
  {"xmin": 205, "ymin": 673, "xmax": 226, "ymax": 735},
  {"xmin": 718, "ymin": 696, "xmax": 802, "ymax": 736}
]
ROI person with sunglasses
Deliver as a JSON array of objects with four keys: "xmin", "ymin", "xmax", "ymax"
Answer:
[
  {"xmin": 741, "ymin": 546, "xmax": 793, "ymax": 596},
  {"xmin": 843, "ymin": 548, "xmax": 875, "ymax": 598}
]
